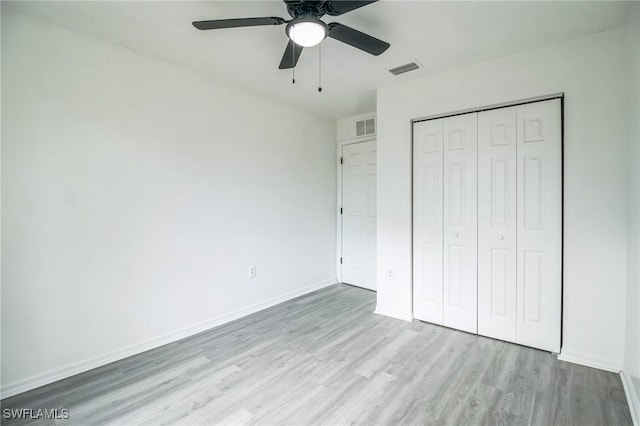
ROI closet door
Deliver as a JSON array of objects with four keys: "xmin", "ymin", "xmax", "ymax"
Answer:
[
  {"xmin": 443, "ymin": 113, "xmax": 478, "ymax": 333},
  {"xmin": 516, "ymin": 99, "xmax": 562, "ymax": 352},
  {"xmin": 478, "ymin": 107, "xmax": 517, "ymax": 342},
  {"xmin": 413, "ymin": 119, "xmax": 444, "ymax": 324}
]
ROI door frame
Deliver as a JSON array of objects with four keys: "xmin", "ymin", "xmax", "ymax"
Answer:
[{"xmin": 336, "ymin": 137, "xmax": 377, "ymax": 284}]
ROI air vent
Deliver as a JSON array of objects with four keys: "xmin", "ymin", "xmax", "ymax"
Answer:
[
  {"xmin": 388, "ymin": 62, "xmax": 420, "ymax": 76},
  {"xmin": 356, "ymin": 118, "xmax": 375, "ymax": 137}
]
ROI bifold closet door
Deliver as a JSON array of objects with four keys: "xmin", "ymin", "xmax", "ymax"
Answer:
[
  {"xmin": 516, "ymin": 99, "xmax": 562, "ymax": 353},
  {"xmin": 478, "ymin": 99, "xmax": 561, "ymax": 351},
  {"xmin": 413, "ymin": 113, "xmax": 478, "ymax": 332},
  {"xmin": 413, "ymin": 98, "xmax": 560, "ymax": 351},
  {"xmin": 442, "ymin": 113, "xmax": 478, "ymax": 334},
  {"xmin": 413, "ymin": 119, "xmax": 444, "ymax": 324},
  {"xmin": 478, "ymin": 107, "xmax": 518, "ymax": 342}
]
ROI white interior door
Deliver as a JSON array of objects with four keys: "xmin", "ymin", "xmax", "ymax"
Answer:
[
  {"xmin": 516, "ymin": 99, "xmax": 562, "ymax": 352},
  {"xmin": 413, "ymin": 119, "xmax": 444, "ymax": 324},
  {"xmin": 478, "ymin": 107, "xmax": 518, "ymax": 342},
  {"xmin": 443, "ymin": 113, "xmax": 478, "ymax": 333},
  {"xmin": 341, "ymin": 140, "xmax": 377, "ymax": 290}
]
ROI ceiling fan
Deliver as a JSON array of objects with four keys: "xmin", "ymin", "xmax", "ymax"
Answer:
[{"xmin": 192, "ymin": 0, "xmax": 390, "ymax": 70}]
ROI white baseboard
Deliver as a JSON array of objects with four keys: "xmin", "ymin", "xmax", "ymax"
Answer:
[
  {"xmin": 373, "ymin": 306, "xmax": 413, "ymax": 322},
  {"xmin": 557, "ymin": 350, "xmax": 623, "ymax": 373},
  {"xmin": 622, "ymin": 370, "xmax": 640, "ymax": 426},
  {"xmin": 1, "ymin": 279, "xmax": 336, "ymax": 399}
]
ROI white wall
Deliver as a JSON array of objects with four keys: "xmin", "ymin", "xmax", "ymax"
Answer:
[
  {"xmin": 624, "ymin": 2, "xmax": 640, "ymax": 422},
  {"xmin": 377, "ymin": 28, "xmax": 629, "ymax": 369},
  {"xmin": 1, "ymin": 10, "xmax": 336, "ymax": 396}
]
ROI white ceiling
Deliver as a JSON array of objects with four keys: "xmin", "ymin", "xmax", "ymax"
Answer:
[{"xmin": 5, "ymin": 1, "xmax": 628, "ymax": 118}]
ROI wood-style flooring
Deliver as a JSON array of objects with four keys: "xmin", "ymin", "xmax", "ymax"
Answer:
[{"xmin": 2, "ymin": 284, "xmax": 632, "ymax": 425}]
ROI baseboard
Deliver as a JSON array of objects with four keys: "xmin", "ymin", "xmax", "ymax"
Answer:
[
  {"xmin": 557, "ymin": 350, "xmax": 623, "ymax": 373},
  {"xmin": 0, "ymin": 279, "xmax": 336, "ymax": 400},
  {"xmin": 622, "ymin": 370, "xmax": 640, "ymax": 426},
  {"xmin": 373, "ymin": 305, "xmax": 413, "ymax": 322},
  {"xmin": 340, "ymin": 282, "xmax": 376, "ymax": 292}
]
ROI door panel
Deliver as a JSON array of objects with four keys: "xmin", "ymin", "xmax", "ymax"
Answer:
[
  {"xmin": 478, "ymin": 107, "xmax": 517, "ymax": 342},
  {"xmin": 342, "ymin": 140, "xmax": 377, "ymax": 290},
  {"xmin": 516, "ymin": 99, "xmax": 562, "ymax": 352},
  {"xmin": 413, "ymin": 119, "xmax": 444, "ymax": 324},
  {"xmin": 443, "ymin": 113, "xmax": 477, "ymax": 334}
]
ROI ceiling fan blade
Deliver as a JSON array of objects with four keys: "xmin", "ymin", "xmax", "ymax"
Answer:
[
  {"xmin": 193, "ymin": 17, "xmax": 286, "ymax": 30},
  {"xmin": 324, "ymin": 1, "xmax": 378, "ymax": 16},
  {"xmin": 327, "ymin": 23, "xmax": 389, "ymax": 56},
  {"xmin": 279, "ymin": 40, "xmax": 303, "ymax": 69}
]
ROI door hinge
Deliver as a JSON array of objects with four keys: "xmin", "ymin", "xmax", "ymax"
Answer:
[
  {"xmin": 340, "ymin": 257, "xmax": 343, "ymax": 264},
  {"xmin": 340, "ymin": 207, "xmax": 343, "ymax": 214},
  {"xmin": 340, "ymin": 157, "xmax": 343, "ymax": 165}
]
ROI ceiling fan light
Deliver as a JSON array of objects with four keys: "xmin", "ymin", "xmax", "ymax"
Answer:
[{"xmin": 288, "ymin": 21, "xmax": 327, "ymax": 47}]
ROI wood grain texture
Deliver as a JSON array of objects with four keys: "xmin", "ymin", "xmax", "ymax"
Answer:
[{"xmin": 1, "ymin": 284, "xmax": 632, "ymax": 425}]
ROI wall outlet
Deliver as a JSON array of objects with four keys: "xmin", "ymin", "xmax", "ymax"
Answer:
[
  {"xmin": 387, "ymin": 268, "xmax": 394, "ymax": 279},
  {"xmin": 249, "ymin": 265, "xmax": 256, "ymax": 279}
]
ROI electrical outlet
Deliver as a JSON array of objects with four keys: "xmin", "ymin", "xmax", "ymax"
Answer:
[
  {"xmin": 249, "ymin": 265, "xmax": 256, "ymax": 279},
  {"xmin": 387, "ymin": 268, "xmax": 394, "ymax": 279}
]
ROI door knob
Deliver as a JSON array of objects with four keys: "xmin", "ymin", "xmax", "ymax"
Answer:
[
  {"xmin": 453, "ymin": 232, "xmax": 459, "ymax": 238},
  {"xmin": 497, "ymin": 235, "xmax": 504, "ymax": 241}
]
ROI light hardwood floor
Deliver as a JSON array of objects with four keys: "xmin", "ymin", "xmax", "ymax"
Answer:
[{"xmin": 2, "ymin": 284, "xmax": 632, "ymax": 425}]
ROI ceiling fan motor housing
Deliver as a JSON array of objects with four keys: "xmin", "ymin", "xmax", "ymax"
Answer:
[{"xmin": 285, "ymin": 1, "xmax": 326, "ymax": 19}]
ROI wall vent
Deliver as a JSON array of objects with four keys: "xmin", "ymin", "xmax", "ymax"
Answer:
[
  {"xmin": 356, "ymin": 118, "xmax": 375, "ymax": 137},
  {"xmin": 388, "ymin": 62, "xmax": 420, "ymax": 76}
]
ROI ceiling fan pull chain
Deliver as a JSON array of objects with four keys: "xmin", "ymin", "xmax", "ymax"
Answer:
[
  {"xmin": 292, "ymin": 43, "xmax": 296, "ymax": 84},
  {"xmin": 318, "ymin": 43, "xmax": 322, "ymax": 92}
]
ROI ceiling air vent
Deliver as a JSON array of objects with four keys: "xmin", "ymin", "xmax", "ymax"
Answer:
[{"xmin": 388, "ymin": 62, "xmax": 420, "ymax": 76}]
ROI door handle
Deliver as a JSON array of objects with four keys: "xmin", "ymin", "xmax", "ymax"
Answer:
[
  {"xmin": 497, "ymin": 235, "xmax": 504, "ymax": 241},
  {"xmin": 453, "ymin": 232, "xmax": 459, "ymax": 238}
]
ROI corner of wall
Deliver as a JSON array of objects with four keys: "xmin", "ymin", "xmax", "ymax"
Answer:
[
  {"xmin": 623, "ymin": 1, "xmax": 640, "ymax": 423},
  {"xmin": 622, "ymin": 371, "xmax": 640, "ymax": 426}
]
